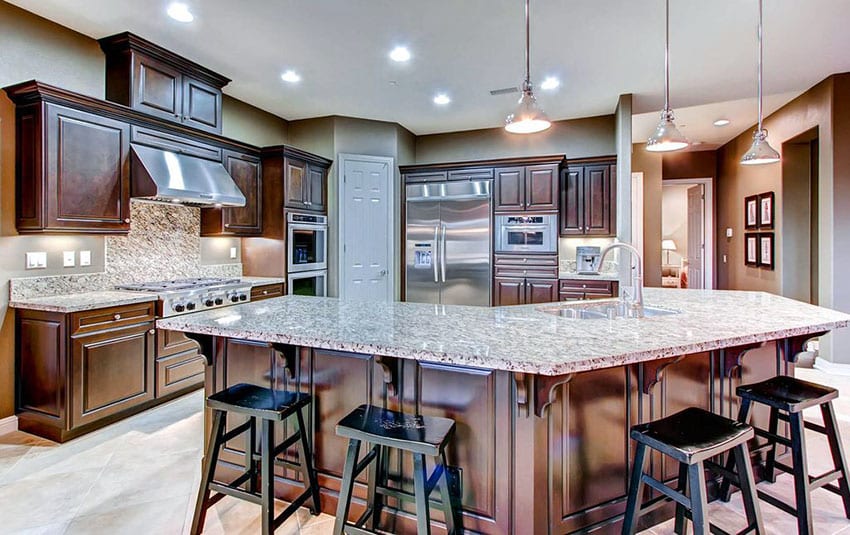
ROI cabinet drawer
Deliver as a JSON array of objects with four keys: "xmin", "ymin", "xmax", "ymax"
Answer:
[
  {"xmin": 251, "ymin": 283, "xmax": 284, "ymax": 301},
  {"xmin": 559, "ymin": 279, "xmax": 615, "ymax": 292},
  {"xmin": 494, "ymin": 254, "xmax": 559, "ymax": 267},
  {"xmin": 156, "ymin": 328, "xmax": 199, "ymax": 359},
  {"xmin": 448, "ymin": 168, "xmax": 494, "ymax": 181},
  {"xmin": 71, "ymin": 302, "xmax": 156, "ymax": 336},
  {"xmin": 130, "ymin": 126, "xmax": 222, "ymax": 161},
  {"xmin": 405, "ymin": 171, "xmax": 447, "ymax": 183},
  {"xmin": 156, "ymin": 349, "xmax": 205, "ymax": 398},
  {"xmin": 495, "ymin": 265, "xmax": 559, "ymax": 278}
]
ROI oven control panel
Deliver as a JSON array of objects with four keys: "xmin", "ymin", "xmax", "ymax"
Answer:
[{"xmin": 159, "ymin": 284, "xmax": 252, "ymax": 317}]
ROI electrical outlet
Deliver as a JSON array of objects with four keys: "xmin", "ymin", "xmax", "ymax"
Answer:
[
  {"xmin": 726, "ymin": 228, "xmax": 733, "ymax": 238},
  {"xmin": 230, "ymin": 247, "xmax": 237, "ymax": 259},
  {"xmin": 63, "ymin": 251, "xmax": 75, "ymax": 267},
  {"xmin": 25, "ymin": 252, "xmax": 47, "ymax": 269},
  {"xmin": 80, "ymin": 250, "xmax": 91, "ymax": 266}
]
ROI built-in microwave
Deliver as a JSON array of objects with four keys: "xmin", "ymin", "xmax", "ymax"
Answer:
[
  {"xmin": 288, "ymin": 270, "xmax": 327, "ymax": 297},
  {"xmin": 494, "ymin": 213, "xmax": 558, "ymax": 253},
  {"xmin": 287, "ymin": 212, "xmax": 328, "ymax": 273}
]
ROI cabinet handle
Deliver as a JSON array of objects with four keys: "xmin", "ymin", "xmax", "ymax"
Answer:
[
  {"xmin": 113, "ymin": 313, "xmax": 121, "ymax": 320},
  {"xmin": 148, "ymin": 329, "xmax": 155, "ymax": 335},
  {"xmin": 124, "ymin": 218, "xmax": 131, "ymax": 223}
]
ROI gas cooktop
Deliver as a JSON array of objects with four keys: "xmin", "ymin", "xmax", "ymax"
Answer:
[{"xmin": 116, "ymin": 277, "xmax": 252, "ymax": 317}]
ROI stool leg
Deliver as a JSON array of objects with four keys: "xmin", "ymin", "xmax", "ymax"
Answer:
[
  {"xmin": 367, "ymin": 445, "xmax": 383, "ymax": 530},
  {"xmin": 412, "ymin": 453, "xmax": 432, "ymax": 535},
  {"xmin": 436, "ymin": 451, "xmax": 457, "ymax": 535},
  {"xmin": 333, "ymin": 438, "xmax": 361, "ymax": 535},
  {"xmin": 674, "ymin": 462, "xmax": 688, "ymax": 535},
  {"xmin": 294, "ymin": 407, "xmax": 321, "ymax": 515},
  {"xmin": 733, "ymin": 442, "xmax": 765, "ymax": 534},
  {"xmin": 764, "ymin": 407, "xmax": 779, "ymax": 483},
  {"xmin": 261, "ymin": 419, "xmax": 275, "ymax": 535},
  {"xmin": 246, "ymin": 417, "xmax": 257, "ymax": 493},
  {"xmin": 789, "ymin": 412, "xmax": 813, "ymax": 535},
  {"xmin": 191, "ymin": 409, "xmax": 225, "ymax": 535},
  {"xmin": 720, "ymin": 397, "xmax": 752, "ymax": 501},
  {"xmin": 622, "ymin": 442, "xmax": 649, "ymax": 535},
  {"xmin": 688, "ymin": 461, "xmax": 710, "ymax": 535},
  {"xmin": 821, "ymin": 401, "xmax": 850, "ymax": 518}
]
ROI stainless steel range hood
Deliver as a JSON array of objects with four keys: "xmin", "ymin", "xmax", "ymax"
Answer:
[{"xmin": 130, "ymin": 144, "xmax": 246, "ymax": 207}]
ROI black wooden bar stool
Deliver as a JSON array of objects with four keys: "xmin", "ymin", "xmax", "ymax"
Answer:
[
  {"xmin": 191, "ymin": 383, "xmax": 321, "ymax": 535},
  {"xmin": 719, "ymin": 375, "xmax": 850, "ymax": 534},
  {"xmin": 623, "ymin": 407, "xmax": 764, "ymax": 535},
  {"xmin": 333, "ymin": 404, "xmax": 459, "ymax": 535}
]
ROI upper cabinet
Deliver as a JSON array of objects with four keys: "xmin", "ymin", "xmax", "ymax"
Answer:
[
  {"xmin": 200, "ymin": 150, "xmax": 263, "ymax": 236},
  {"xmin": 99, "ymin": 32, "xmax": 230, "ymax": 134},
  {"xmin": 560, "ymin": 158, "xmax": 616, "ymax": 237},
  {"xmin": 276, "ymin": 148, "xmax": 330, "ymax": 213},
  {"xmin": 494, "ymin": 162, "xmax": 560, "ymax": 212}
]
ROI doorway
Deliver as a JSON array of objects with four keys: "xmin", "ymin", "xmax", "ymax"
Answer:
[
  {"xmin": 661, "ymin": 178, "xmax": 714, "ymax": 289},
  {"xmin": 337, "ymin": 153, "xmax": 394, "ymax": 301}
]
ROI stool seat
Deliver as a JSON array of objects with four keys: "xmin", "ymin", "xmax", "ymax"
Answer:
[
  {"xmin": 207, "ymin": 383, "xmax": 310, "ymax": 420},
  {"xmin": 631, "ymin": 407, "xmax": 753, "ymax": 464},
  {"xmin": 737, "ymin": 375, "xmax": 838, "ymax": 413},
  {"xmin": 336, "ymin": 404, "xmax": 455, "ymax": 456}
]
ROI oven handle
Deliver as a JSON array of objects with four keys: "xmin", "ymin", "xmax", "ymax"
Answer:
[
  {"xmin": 433, "ymin": 225, "xmax": 440, "ymax": 283},
  {"xmin": 501, "ymin": 225, "xmax": 550, "ymax": 231},
  {"xmin": 440, "ymin": 224, "xmax": 447, "ymax": 283}
]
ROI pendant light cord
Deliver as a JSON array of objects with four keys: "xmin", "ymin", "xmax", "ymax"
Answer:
[
  {"xmin": 664, "ymin": 0, "xmax": 670, "ymax": 111},
  {"xmin": 524, "ymin": 0, "xmax": 531, "ymax": 88},
  {"xmin": 757, "ymin": 0, "xmax": 764, "ymax": 131}
]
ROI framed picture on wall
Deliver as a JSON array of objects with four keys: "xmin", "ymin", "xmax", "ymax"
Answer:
[
  {"xmin": 745, "ymin": 234, "xmax": 759, "ymax": 266},
  {"xmin": 745, "ymin": 195, "xmax": 759, "ymax": 230},
  {"xmin": 758, "ymin": 233, "xmax": 774, "ymax": 269},
  {"xmin": 758, "ymin": 192, "xmax": 775, "ymax": 229}
]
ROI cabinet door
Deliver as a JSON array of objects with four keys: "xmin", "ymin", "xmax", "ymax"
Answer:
[
  {"xmin": 305, "ymin": 164, "xmax": 326, "ymax": 212},
  {"xmin": 560, "ymin": 167, "xmax": 584, "ymax": 236},
  {"xmin": 494, "ymin": 167, "xmax": 525, "ymax": 211},
  {"xmin": 222, "ymin": 150, "xmax": 262, "ymax": 235},
  {"xmin": 494, "ymin": 278, "xmax": 525, "ymax": 306},
  {"xmin": 45, "ymin": 104, "xmax": 130, "ymax": 232},
  {"xmin": 284, "ymin": 157, "xmax": 308, "ymax": 209},
  {"xmin": 583, "ymin": 164, "xmax": 613, "ymax": 236},
  {"xmin": 71, "ymin": 322, "xmax": 155, "ymax": 428},
  {"xmin": 526, "ymin": 278, "xmax": 559, "ymax": 304},
  {"xmin": 181, "ymin": 76, "xmax": 222, "ymax": 133},
  {"xmin": 133, "ymin": 54, "xmax": 182, "ymax": 122},
  {"xmin": 525, "ymin": 164, "xmax": 559, "ymax": 211}
]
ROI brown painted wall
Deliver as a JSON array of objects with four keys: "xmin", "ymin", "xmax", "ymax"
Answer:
[
  {"xmin": 633, "ymin": 146, "xmax": 663, "ymax": 287},
  {"xmin": 662, "ymin": 150, "xmax": 717, "ymax": 180}
]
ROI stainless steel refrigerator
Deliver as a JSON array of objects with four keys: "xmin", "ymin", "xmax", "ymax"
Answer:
[{"xmin": 405, "ymin": 180, "xmax": 492, "ymax": 306}]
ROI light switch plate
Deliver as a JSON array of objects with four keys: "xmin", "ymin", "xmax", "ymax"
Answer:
[
  {"xmin": 230, "ymin": 247, "xmax": 237, "ymax": 259},
  {"xmin": 26, "ymin": 252, "xmax": 47, "ymax": 269},
  {"xmin": 80, "ymin": 250, "xmax": 91, "ymax": 266},
  {"xmin": 63, "ymin": 251, "xmax": 75, "ymax": 267}
]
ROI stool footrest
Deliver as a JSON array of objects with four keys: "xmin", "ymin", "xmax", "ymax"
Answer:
[
  {"xmin": 375, "ymin": 484, "xmax": 451, "ymax": 511},
  {"xmin": 804, "ymin": 420, "xmax": 828, "ymax": 434},
  {"xmin": 640, "ymin": 473, "xmax": 691, "ymax": 509},
  {"xmin": 209, "ymin": 482, "xmax": 262, "ymax": 506},
  {"xmin": 250, "ymin": 431, "xmax": 302, "ymax": 463},
  {"xmin": 273, "ymin": 488, "xmax": 315, "ymax": 530},
  {"xmin": 221, "ymin": 420, "xmax": 253, "ymax": 443},
  {"xmin": 757, "ymin": 489, "xmax": 797, "ymax": 516},
  {"xmin": 753, "ymin": 427, "xmax": 792, "ymax": 447},
  {"xmin": 810, "ymin": 469, "xmax": 841, "ymax": 489}
]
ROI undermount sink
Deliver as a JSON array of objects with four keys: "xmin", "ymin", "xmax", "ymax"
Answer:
[{"xmin": 538, "ymin": 301, "xmax": 681, "ymax": 320}]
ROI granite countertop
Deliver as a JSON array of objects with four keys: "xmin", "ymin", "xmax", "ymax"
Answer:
[
  {"xmin": 241, "ymin": 276, "xmax": 286, "ymax": 286},
  {"xmin": 156, "ymin": 288, "xmax": 850, "ymax": 376},
  {"xmin": 10, "ymin": 291, "xmax": 158, "ymax": 313},
  {"xmin": 559, "ymin": 272, "xmax": 620, "ymax": 281}
]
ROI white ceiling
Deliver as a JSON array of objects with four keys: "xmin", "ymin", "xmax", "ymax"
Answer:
[{"xmin": 9, "ymin": 0, "xmax": 850, "ymax": 139}]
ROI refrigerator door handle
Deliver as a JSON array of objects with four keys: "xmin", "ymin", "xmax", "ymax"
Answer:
[
  {"xmin": 433, "ymin": 225, "xmax": 440, "ymax": 283},
  {"xmin": 440, "ymin": 224, "xmax": 447, "ymax": 283}
]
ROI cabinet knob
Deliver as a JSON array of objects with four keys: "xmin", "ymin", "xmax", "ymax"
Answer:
[
  {"xmin": 224, "ymin": 223, "xmax": 230, "ymax": 227},
  {"xmin": 262, "ymin": 290, "xmax": 269, "ymax": 295},
  {"xmin": 582, "ymin": 284, "xmax": 587, "ymax": 289},
  {"xmin": 174, "ymin": 113, "xmax": 180, "ymax": 118},
  {"xmin": 124, "ymin": 218, "xmax": 130, "ymax": 223},
  {"xmin": 113, "ymin": 313, "xmax": 121, "ymax": 320},
  {"xmin": 521, "ymin": 258, "xmax": 527, "ymax": 263},
  {"xmin": 148, "ymin": 329, "xmax": 155, "ymax": 335},
  {"xmin": 523, "ymin": 270, "xmax": 528, "ymax": 275}
]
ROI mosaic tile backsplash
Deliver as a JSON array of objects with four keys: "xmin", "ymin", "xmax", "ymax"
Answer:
[{"xmin": 10, "ymin": 201, "xmax": 241, "ymax": 300}]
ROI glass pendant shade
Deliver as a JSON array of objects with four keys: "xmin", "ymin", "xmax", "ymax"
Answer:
[
  {"xmin": 741, "ymin": 129, "xmax": 780, "ymax": 165},
  {"xmin": 505, "ymin": 83, "xmax": 551, "ymax": 134},
  {"xmin": 646, "ymin": 109, "xmax": 689, "ymax": 152}
]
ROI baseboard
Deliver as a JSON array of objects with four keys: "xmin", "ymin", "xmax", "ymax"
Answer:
[
  {"xmin": 0, "ymin": 415, "xmax": 18, "ymax": 436},
  {"xmin": 814, "ymin": 357, "xmax": 850, "ymax": 376}
]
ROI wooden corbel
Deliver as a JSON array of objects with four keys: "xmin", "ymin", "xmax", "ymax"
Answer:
[
  {"xmin": 271, "ymin": 343, "xmax": 299, "ymax": 381},
  {"xmin": 642, "ymin": 356, "xmax": 685, "ymax": 395},
  {"xmin": 533, "ymin": 373, "xmax": 574, "ymax": 418},
  {"xmin": 513, "ymin": 373, "xmax": 531, "ymax": 417},
  {"xmin": 184, "ymin": 333, "xmax": 217, "ymax": 366},
  {"xmin": 780, "ymin": 331, "xmax": 827, "ymax": 363},
  {"xmin": 374, "ymin": 355, "xmax": 399, "ymax": 397},
  {"xmin": 720, "ymin": 342, "xmax": 764, "ymax": 379}
]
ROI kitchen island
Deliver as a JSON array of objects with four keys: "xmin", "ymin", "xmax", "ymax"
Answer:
[{"xmin": 158, "ymin": 289, "xmax": 850, "ymax": 534}]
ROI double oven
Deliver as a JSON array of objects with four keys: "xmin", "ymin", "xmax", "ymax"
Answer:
[{"xmin": 287, "ymin": 212, "xmax": 328, "ymax": 296}]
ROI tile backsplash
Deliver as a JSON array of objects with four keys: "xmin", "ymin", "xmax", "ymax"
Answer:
[{"xmin": 10, "ymin": 201, "xmax": 241, "ymax": 300}]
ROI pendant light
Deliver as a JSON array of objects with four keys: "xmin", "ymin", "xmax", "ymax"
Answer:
[
  {"xmin": 741, "ymin": 0, "xmax": 780, "ymax": 165},
  {"xmin": 505, "ymin": 0, "xmax": 551, "ymax": 134},
  {"xmin": 646, "ymin": 0, "xmax": 688, "ymax": 152}
]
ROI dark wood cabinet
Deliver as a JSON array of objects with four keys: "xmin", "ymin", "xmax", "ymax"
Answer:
[
  {"xmin": 100, "ymin": 32, "xmax": 229, "ymax": 134},
  {"xmin": 526, "ymin": 278, "xmax": 559, "ymax": 303},
  {"xmin": 559, "ymin": 278, "xmax": 619, "ymax": 301},
  {"xmin": 560, "ymin": 158, "xmax": 616, "ymax": 237},
  {"xmin": 284, "ymin": 156, "xmax": 327, "ymax": 212},
  {"xmin": 494, "ymin": 278, "xmax": 525, "ymax": 306},
  {"xmin": 493, "ymin": 254, "xmax": 559, "ymax": 305},
  {"xmin": 494, "ymin": 167, "xmax": 526, "ymax": 211},
  {"xmin": 155, "ymin": 329, "xmax": 203, "ymax": 399},
  {"xmin": 201, "ymin": 150, "xmax": 262, "ymax": 236},
  {"xmin": 250, "ymin": 283, "xmax": 285, "ymax": 300},
  {"xmin": 14, "ymin": 102, "xmax": 131, "ymax": 234},
  {"xmin": 495, "ymin": 163, "xmax": 559, "ymax": 212}
]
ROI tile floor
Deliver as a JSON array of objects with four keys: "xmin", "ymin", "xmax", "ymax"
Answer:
[{"xmin": 0, "ymin": 367, "xmax": 848, "ymax": 534}]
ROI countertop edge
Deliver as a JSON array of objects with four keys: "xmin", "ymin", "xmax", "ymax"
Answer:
[{"xmin": 10, "ymin": 293, "xmax": 158, "ymax": 313}]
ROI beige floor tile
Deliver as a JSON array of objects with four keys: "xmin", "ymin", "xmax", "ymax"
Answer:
[
  {"xmin": 0, "ymin": 468, "xmax": 102, "ymax": 531},
  {"xmin": 12, "ymin": 522, "xmax": 70, "ymax": 535},
  {"xmin": 64, "ymin": 494, "xmax": 189, "ymax": 535}
]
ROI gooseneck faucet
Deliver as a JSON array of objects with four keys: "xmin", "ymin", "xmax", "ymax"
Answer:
[{"xmin": 598, "ymin": 243, "xmax": 644, "ymax": 311}]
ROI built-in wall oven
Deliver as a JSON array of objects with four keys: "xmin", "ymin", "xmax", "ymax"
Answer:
[
  {"xmin": 288, "ymin": 213, "xmax": 327, "ymax": 273},
  {"xmin": 288, "ymin": 270, "xmax": 327, "ymax": 297},
  {"xmin": 494, "ymin": 213, "xmax": 558, "ymax": 253}
]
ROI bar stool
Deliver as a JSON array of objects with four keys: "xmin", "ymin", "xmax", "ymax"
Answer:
[
  {"xmin": 191, "ymin": 383, "xmax": 321, "ymax": 535},
  {"xmin": 623, "ymin": 407, "xmax": 764, "ymax": 535},
  {"xmin": 333, "ymin": 404, "xmax": 459, "ymax": 535},
  {"xmin": 719, "ymin": 375, "xmax": 850, "ymax": 534}
]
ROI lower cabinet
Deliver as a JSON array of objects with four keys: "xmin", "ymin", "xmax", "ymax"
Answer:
[
  {"xmin": 559, "ymin": 278, "xmax": 619, "ymax": 301},
  {"xmin": 494, "ymin": 277, "xmax": 558, "ymax": 305},
  {"xmin": 155, "ymin": 328, "xmax": 205, "ymax": 398}
]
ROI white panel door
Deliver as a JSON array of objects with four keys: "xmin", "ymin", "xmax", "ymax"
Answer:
[
  {"xmin": 341, "ymin": 155, "xmax": 392, "ymax": 301},
  {"xmin": 687, "ymin": 184, "xmax": 705, "ymax": 289}
]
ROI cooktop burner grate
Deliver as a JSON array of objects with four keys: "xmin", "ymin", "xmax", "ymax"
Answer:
[{"xmin": 116, "ymin": 277, "xmax": 241, "ymax": 292}]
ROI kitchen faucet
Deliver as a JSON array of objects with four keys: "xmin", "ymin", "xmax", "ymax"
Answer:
[{"xmin": 598, "ymin": 243, "xmax": 644, "ymax": 313}]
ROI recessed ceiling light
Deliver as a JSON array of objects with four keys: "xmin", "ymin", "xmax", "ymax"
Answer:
[
  {"xmin": 166, "ymin": 2, "xmax": 194, "ymax": 22},
  {"xmin": 433, "ymin": 93, "xmax": 451, "ymax": 105},
  {"xmin": 540, "ymin": 76, "xmax": 560, "ymax": 90},
  {"xmin": 280, "ymin": 70, "xmax": 301, "ymax": 83},
  {"xmin": 713, "ymin": 119, "xmax": 731, "ymax": 127},
  {"xmin": 389, "ymin": 46, "xmax": 411, "ymax": 62}
]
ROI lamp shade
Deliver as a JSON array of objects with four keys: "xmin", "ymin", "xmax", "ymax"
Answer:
[
  {"xmin": 740, "ymin": 129, "xmax": 780, "ymax": 165},
  {"xmin": 662, "ymin": 239, "xmax": 677, "ymax": 251},
  {"xmin": 505, "ymin": 85, "xmax": 551, "ymax": 134},
  {"xmin": 646, "ymin": 110, "xmax": 689, "ymax": 152}
]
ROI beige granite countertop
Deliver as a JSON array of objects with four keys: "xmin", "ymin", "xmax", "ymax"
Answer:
[
  {"xmin": 10, "ymin": 291, "xmax": 158, "ymax": 313},
  {"xmin": 156, "ymin": 288, "xmax": 850, "ymax": 376},
  {"xmin": 558, "ymin": 272, "xmax": 620, "ymax": 281},
  {"xmin": 241, "ymin": 276, "xmax": 286, "ymax": 286}
]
